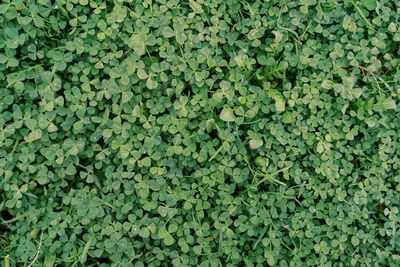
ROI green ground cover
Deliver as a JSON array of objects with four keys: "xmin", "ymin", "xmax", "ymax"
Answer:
[{"xmin": 1, "ymin": 0, "xmax": 400, "ymax": 266}]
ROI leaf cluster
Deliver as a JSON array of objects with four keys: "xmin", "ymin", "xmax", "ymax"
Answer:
[{"xmin": 1, "ymin": 0, "xmax": 400, "ymax": 266}]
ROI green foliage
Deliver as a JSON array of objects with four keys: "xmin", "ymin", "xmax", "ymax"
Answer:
[{"xmin": 1, "ymin": 0, "xmax": 400, "ymax": 266}]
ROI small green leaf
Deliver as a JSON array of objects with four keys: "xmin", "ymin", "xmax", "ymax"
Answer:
[
  {"xmin": 220, "ymin": 107, "xmax": 235, "ymax": 122},
  {"xmin": 249, "ymin": 139, "xmax": 263, "ymax": 150},
  {"xmin": 351, "ymin": 236, "xmax": 360, "ymax": 246},
  {"xmin": 4, "ymin": 95, "xmax": 14, "ymax": 105},
  {"xmin": 193, "ymin": 245, "xmax": 202, "ymax": 255},
  {"xmin": 254, "ymin": 157, "xmax": 269, "ymax": 167},
  {"xmin": 102, "ymin": 129, "xmax": 113, "ymax": 139},
  {"xmin": 137, "ymin": 69, "xmax": 148, "ymax": 79},
  {"xmin": 44, "ymin": 253, "xmax": 56, "ymax": 267},
  {"xmin": 0, "ymin": 4, "xmax": 9, "ymax": 14},
  {"xmin": 142, "ymin": 157, "xmax": 151, "ymax": 167},
  {"xmin": 382, "ymin": 98, "xmax": 396, "ymax": 109},
  {"xmin": 66, "ymin": 164, "xmax": 77, "ymax": 175},
  {"xmin": 275, "ymin": 97, "xmax": 285, "ymax": 112},
  {"xmin": 321, "ymin": 80, "xmax": 332, "ymax": 89},
  {"xmin": 146, "ymin": 77, "xmax": 158, "ymax": 89},
  {"xmin": 361, "ymin": 0, "xmax": 376, "ymax": 11},
  {"xmin": 282, "ymin": 111, "xmax": 295, "ymax": 124},
  {"xmin": 163, "ymin": 233, "xmax": 175, "ymax": 246},
  {"xmin": 158, "ymin": 206, "xmax": 168, "ymax": 217},
  {"xmin": 317, "ymin": 141, "xmax": 324, "ymax": 153},
  {"xmin": 365, "ymin": 118, "xmax": 376, "ymax": 127}
]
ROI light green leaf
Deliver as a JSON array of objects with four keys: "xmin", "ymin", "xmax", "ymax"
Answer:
[
  {"xmin": 351, "ymin": 236, "xmax": 360, "ymax": 246},
  {"xmin": 317, "ymin": 141, "xmax": 324, "ymax": 154},
  {"xmin": 220, "ymin": 107, "xmax": 235, "ymax": 122},
  {"xmin": 275, "ymin": 97, "xmax": 285, "ymax": 112},
  {"xmin": 102, "ymin": 129, "xmax": 113, "ymax": 139},
  {"xmin": 382, "ymin": 98, "xmax": 396, "ymax": 109},
  {"xmin": 361, "ymin": 0, "xmax": 376, "ymax": 10},
  {"xmin": 249, "ymin": 139, "xmax": 263, "ymax": 150},
  {"xmin": 163, "ymin": 233, "xmax": 175, "ymax": 246},
  {"xmin": 45, "ymin": 253, "xmax": 56, "ymax": 267},
  {"xmin": 137, "ymin": 69, "xmax": 148, "ymax": 79},
  {"xmin": 66, "ymin": 164, "xmax": 77, "ymax": 175},
  {"xmin": 146, "ymin": 77, "xmax": 158, "ymax": 89},
  {"xmin": 193, "ymin": 245, "xmax": 202, "ymax": 255}
]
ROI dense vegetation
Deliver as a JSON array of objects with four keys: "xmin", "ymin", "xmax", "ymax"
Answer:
[{"xmin": 1, "ymin": 0, "xmax": 400, "ymax": 266}]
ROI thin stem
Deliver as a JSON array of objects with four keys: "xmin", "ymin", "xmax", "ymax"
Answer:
[
  {"xmin": 5, "ymin": 140, "xmax": 29, "ymax": 150},
  {"xmin": 27, "ymin": 231, "xmax": 44, "ymax": 267},
  {"xmin": 5, "ymin": 64, "xmax": 43, "ymax": 78},
  {"xmin": 350, "ymin": 0, "xmax": 375, "ymax": 30}
]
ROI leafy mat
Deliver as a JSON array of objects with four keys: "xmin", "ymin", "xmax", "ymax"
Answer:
[{"xmin": 1, "ymin": 0, "xmax": 400, "ymax": 266}]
